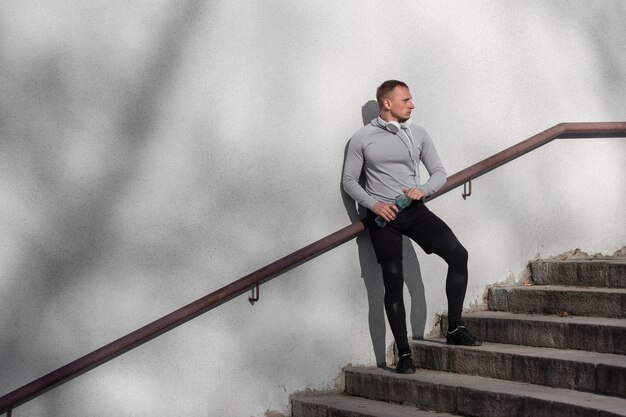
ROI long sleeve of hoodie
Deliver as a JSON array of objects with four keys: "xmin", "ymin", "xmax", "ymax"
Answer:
[
  {"xmin": 342, "ymin": 121, "xmax": 447, "ymax": 211},
  {"xmin": 342, "ymin": 133, "xmax": 380, "ymax": 210},
  {"xmin": 416, "ymin": 128, "xmax": 447, "ymax": 196}
]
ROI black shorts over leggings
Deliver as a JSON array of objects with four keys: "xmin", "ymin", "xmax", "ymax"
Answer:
[{"xmin": 368, "ymin": 199, "xmax": 460, "ymax": 263}]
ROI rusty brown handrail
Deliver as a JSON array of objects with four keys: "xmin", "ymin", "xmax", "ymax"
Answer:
[
  {"xmin": 424, "ymin": 122, "xmax": 626, "ymax": 201},
  {"xmin": 1, "ymin": 121, "xmax": 625, "ymax": 415}
]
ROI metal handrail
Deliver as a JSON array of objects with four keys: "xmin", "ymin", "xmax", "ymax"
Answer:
[
  {"xmin": 1, "ymin": 121, "xmax": 625, "ymax": 415},
  {"xmin": 425, "ymin": 122, "xmax": 626, "ymax": 201}
]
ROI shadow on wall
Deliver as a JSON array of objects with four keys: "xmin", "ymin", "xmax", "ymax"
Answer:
[
  {"xmin": 340, "ymin": 100, "xmax": 427, "ymax": 366},
  {"xmin": 0, "ymin": 0, "xmax": 205, "ymax": 410}
]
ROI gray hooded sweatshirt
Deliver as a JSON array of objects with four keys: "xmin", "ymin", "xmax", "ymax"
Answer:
[{"xmin": 342, "ymin": 117, "xmax": 447, "ymax": 210}]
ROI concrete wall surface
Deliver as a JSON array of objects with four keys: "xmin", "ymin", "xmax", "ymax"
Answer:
[{"xmin": 1, "ymin": 1, "xmax": 625, "ymax": 416}]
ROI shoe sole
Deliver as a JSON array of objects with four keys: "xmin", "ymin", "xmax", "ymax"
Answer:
[{"xmin": 447, "ymin": 338, "xmax": 482, "ymax": 346}]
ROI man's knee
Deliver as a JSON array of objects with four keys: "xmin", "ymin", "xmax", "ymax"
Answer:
[
  {"xmin": 448, "ymin": 244, "xmax": 468, "ymax": 271},
  {"xmin": 453, "ymin": 244, "xmax": 468, "ymax": 262},
  {"xmin": 380, "ymin": 258, "xmax": 404, "ymax": 294},
  {"xmin": 381, "ymin": 258, "xmax": 403, "ymax": 276}
]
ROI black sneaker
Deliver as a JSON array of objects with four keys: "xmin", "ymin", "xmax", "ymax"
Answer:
[
  {"xmin": 395, "ymin": 353, "xmax": 416, "ymax": 374},
  {"xmin": 446, "ymin": 324, "xmax": 482, "ymax": 346}
]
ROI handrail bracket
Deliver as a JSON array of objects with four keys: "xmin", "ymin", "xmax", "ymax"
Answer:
[
  {"xmin": 249, "ymin": 284, "xmax": 260, "ymax": 304},
  {"xmin": 462, "ymin": 179, "xmax": 472, "ymax": 200}
]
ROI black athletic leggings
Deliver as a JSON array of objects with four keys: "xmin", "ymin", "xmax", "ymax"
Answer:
[{"xmin": 369, "ymin": 201, "xmax": 469, "ymax": 355}]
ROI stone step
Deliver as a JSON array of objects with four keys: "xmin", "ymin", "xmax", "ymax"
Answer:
[
  {"xmin": 441, "ymin": 311, "xmax": 626, "ymax": 354},
  {"xmin": 487, "ymin": 285, "xmax": 626, "ymax": 318},
  {"xmin": 530, "ymin": 257, "xmax": 626, "ymax": 288},
  {"xmin": 410, "ymin": 339, "xmax": 626, "ymax": 398},
  {"xmin": 291, "ymin": 393, "xmax": 459, "ymax": 417},
  {"xmin": 344, "ymin": 367, "xmax": 626, "ymax": 417}
]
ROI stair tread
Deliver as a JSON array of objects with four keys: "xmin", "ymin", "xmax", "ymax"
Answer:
[
  {"xmin": 346, "ymin": 366, "xmax": 626, "ymax": 415},
  {"xmin": 292, "ymin": 393, "xmax": 459, "ymax": 417},
  {"xmin": 530, "ymin": 257, "xmax": 626, "ymax": 287},
  {"xmin": 491, "ymin": 284, "xmax": 626, "ymax": 294},
  {"xmin": 410, "ymin": 339, "xmax": 626, "ymax": 367},
  {"xmin": 534, "ymin": 256, "xmax": 626, "ymax": 264},
  {"xmin": 487, "ymin": 284, "xmax": 626, "ymax": 318},
  {"xmin": 461, "ymin": 310, "xmax": 626, "ymax": 327}
]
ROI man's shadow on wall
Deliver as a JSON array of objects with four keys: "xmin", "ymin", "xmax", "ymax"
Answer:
[{"xmin": 340, "ymin": 100, "xmax": 427, "ymax": 367}]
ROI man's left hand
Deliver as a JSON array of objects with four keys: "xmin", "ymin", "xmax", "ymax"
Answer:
[{"xmin": 402, "ymin": 187, "xmax": 426, "ymax": 200}]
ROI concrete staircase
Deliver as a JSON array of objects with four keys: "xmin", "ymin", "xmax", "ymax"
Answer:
[{"xmin": 291, "ymin": 254, "xmax": 626, "ymax": 417}]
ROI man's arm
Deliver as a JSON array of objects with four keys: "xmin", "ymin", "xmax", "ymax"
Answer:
[
  {"xmin": 342, "ymin": 137, "xmax": 399, "ymax": 221},
  {"xmin": 342, "ymin": 137, "xmax": 378, "ymax": 210},
  {"xmin": 402, "ymin": 129, "xmax": 446, "ymax": 201},
  {"xmin": 416, "ymin": 128, "xmax": 447, "ymax": 196}
]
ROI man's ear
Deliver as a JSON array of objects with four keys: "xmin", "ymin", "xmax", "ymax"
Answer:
[{"xmin": 383, "ymin": 98, "xmax": 391, "ymax": 110}]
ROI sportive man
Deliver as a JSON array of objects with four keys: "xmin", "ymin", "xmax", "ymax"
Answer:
[{"xmin": 342, "ymin": 80, "xmax": 481, "ymax": 374}]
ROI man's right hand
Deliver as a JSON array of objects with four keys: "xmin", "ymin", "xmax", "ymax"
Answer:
[{"xmin": 372, "ymin": 202, "xmax": 399, "ymax": 222}]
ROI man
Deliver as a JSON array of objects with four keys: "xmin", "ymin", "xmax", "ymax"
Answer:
[{"xmin": 342, "ymin": 80, "xmax": 481, "ymax": 374}]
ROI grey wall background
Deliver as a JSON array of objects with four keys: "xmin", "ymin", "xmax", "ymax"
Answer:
[{"xmin": 1, "ymin": 1, "xmax": 625, "ymax": 416}]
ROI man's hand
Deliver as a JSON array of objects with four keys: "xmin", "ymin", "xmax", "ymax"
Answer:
[
  {"xmin": 373, "ymin": 201, "xmax": 399, "ymax": 222},
  {"xmin": 402, "ymin": 187, "xmax": 426, "ymax": 201}
]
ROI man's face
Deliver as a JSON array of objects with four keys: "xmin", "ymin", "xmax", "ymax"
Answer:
[{"xmin": 384, "ymin": 86, "xmax": 415, "ymax": 122}]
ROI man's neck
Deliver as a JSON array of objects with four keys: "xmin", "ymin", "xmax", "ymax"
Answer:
[{"xmin": 380, "ymin": 113, "xmax": 408, "ymax": 124}]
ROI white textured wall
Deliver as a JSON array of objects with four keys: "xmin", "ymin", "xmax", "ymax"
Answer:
[{"xmin": 1, "ymin": 1, "xmax": 625, "ymax": 416}]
